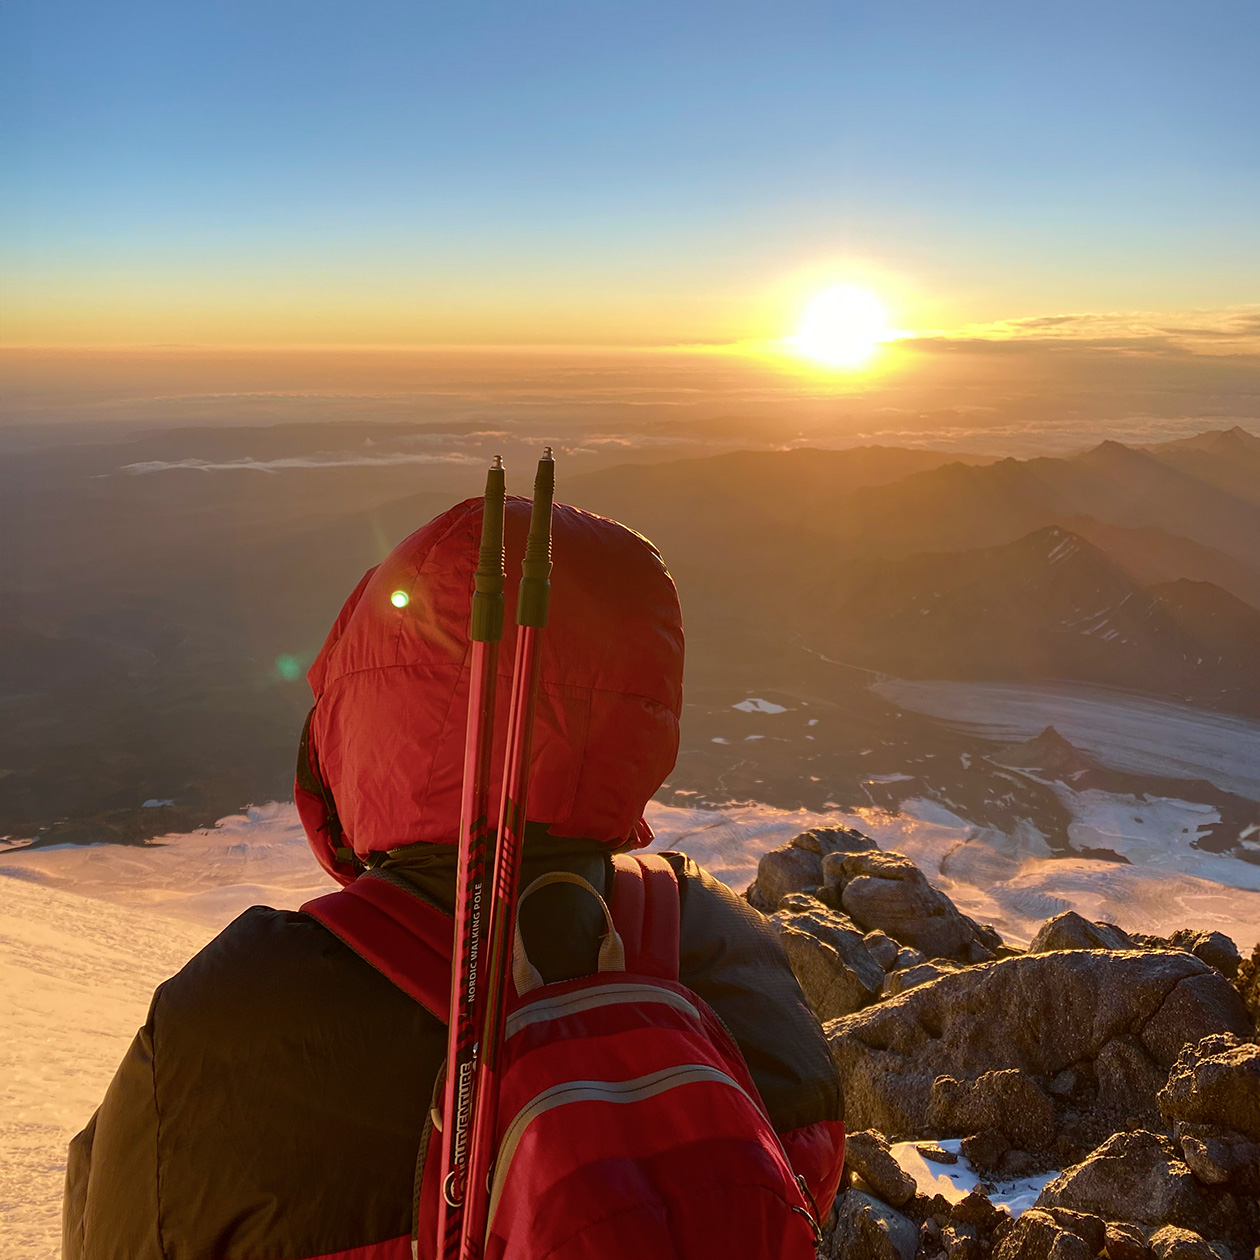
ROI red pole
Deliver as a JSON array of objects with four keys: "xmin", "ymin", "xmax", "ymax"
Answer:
[
  {"xmin": 437, "ymin": 457, "xmax": 506, "ymax": 1260},
  {"xmin": 458, "ymin": 449, "xmax": 555, "ymax": 1259}
]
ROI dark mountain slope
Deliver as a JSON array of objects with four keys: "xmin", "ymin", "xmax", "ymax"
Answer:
[{"xmin": 810, "ymin": 527, "xmax": 1260, "ymax": 714}]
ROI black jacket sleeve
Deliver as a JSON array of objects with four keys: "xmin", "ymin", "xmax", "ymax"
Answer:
[
  {"xmin": 62, "ymin": 1013, "xmax": 165, "ymax": 1260},
  {"xmin": 665, "ymin": 852, "xmax": 843, "ymax": 1133}
]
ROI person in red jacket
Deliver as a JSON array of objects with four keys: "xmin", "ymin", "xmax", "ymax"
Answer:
[{"xmin": 63, "ymin": 496, "xmax": 844, "ymax": 1260}]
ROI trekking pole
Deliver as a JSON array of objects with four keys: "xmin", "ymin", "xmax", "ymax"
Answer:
[
  {"xmin": 458, "ymin": 448, "xmax": 555, "ymax": 1259},
  {"xmin": 436, "ymin": 456, "xmax": 507, "ymax": 1260}
]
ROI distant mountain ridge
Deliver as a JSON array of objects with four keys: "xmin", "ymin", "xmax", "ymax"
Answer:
[
  {"xmin": 811, "ymin": 526, "xmax": 1260, "ymax": 713},
  {"xmin": 566, "ymin": 428, "xmax": 1260, "ymax": 716}
]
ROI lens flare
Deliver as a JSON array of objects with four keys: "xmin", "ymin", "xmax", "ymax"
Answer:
[{"xmin": 390, "ymin": 590, "xmax": 410, "ymax": 608}]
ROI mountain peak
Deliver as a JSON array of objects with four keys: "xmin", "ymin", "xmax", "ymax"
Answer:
[{"xmin": 989, "ymin": 726, "xmax": 1101, "ymax": 777}]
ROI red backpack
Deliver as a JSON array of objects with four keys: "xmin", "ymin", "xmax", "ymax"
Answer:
[{"xmin": 305, "ymin": 854, "xmax": 825, "ymax": 1259}]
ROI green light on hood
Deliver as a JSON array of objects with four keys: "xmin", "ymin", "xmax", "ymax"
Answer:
[{"xmin": 390, "ymin": 590, "xmax": 410, "ymax": 608}]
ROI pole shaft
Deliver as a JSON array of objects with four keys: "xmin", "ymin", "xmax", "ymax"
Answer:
[
  {"xmin": 437, "ymin": 462, "xmax": 506, "ymax": 1260},
  {"xmin": 458, "ymin": 452, "xmax": 554, "ymax": 1258}
]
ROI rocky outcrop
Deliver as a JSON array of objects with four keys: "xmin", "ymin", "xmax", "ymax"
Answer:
[
  {"xmin": 835, "ymin": 851, "xmax": 999, "ymax": 963},
  {"xmin": 991, "ymin": 1208, "xmax": 1092, "ymax": 1260},
  {"xmin": 770, "ymin": 901, "xmax": 884, "ymax": 1020},
  {"xmin": 825, "ymin": 950, "xmax": 1252, "ymax": 1139},
  {"xmin": 747, "ymin": 844, "xmax": 823, "ymax": 910},
  {"xmin": 1159, "ymin": 1033, "xmax": 1260, "ymax": 1141},
  {"xmin": 1029, "ymin": 910, "xmax": 1135, "ymax": 953},
  {"xmin": 747, "ymin": 825, "xmax": 875, "ymax": 911},
  {"xmin": 1035, "ymin": 1131, "xmax": 1250, "ymax": 1246}
]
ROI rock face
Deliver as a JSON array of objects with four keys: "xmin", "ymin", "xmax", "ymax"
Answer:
[
  {"xmin": 770, "ymin": 902, "xmax": 885, "ymax": 1020},
  {"xmin": 843, "ymin": 1129, "xmax": 917, "ymax": 1208},
  {"xmin": 837, "ymin": 851, "xmax": 989, "ymax": 962},
  {"xmin": 1159, "ymin": 1033, "xmax": 1260, "ymax": 1141},
  {"xmin": 926, "ymin": 1069, "xmax": 1056, "ymax": 1150},
  {"xmin": 1029, "ymin": 910, "xmax": 1135, "ymax": 953},
  {"xmin": 825, "ymin": 950, "xmax": 1252, "ymax": 1138}
]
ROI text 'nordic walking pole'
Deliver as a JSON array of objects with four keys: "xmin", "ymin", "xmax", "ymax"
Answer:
[
  {"xmin": 437, "ymin": 456, "xmax": 507, "ymax": 1260},
  {"xmin": 458, "ymin": 448, "xmax": 555, "ymax": 1259}
]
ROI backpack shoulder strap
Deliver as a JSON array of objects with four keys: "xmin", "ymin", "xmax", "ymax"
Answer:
[
  {"xmin": 610, "ymin": 853, "xmax": 680, "ymax": 981},
  {"xmin": 302, "ymin": 873, "xmax": 453, "ymax": 1023}
]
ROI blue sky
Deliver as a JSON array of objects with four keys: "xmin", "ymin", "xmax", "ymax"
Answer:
[{"xmin": 3, "ymin": 0, "xmax": 1257, "ymax": 343}]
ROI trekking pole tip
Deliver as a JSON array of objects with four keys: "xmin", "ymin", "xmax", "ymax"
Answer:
[
  {"xmin": 491, "ymin": 453, "xmax": 504, "ymax": 469},
  {"xmin": 541, "ymin": 446, "xmax": 553, "ymax": 460}
]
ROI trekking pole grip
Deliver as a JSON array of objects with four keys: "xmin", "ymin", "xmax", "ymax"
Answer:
[
  {"xmin": 516, "ymin": 448, "xmax": 554, "ymax": 628},
  {"xmin": 470, "ymin": 456, "xmax": 506, "ymax": 643}
]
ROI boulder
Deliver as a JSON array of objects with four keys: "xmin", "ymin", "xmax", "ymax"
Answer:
[
  {"xmin": 839, "ymin": 851, "xmax": 982, "ymax": 961},
  {"xmin": 883, "ymin": 959, "xmax": 965, "ymax": 997},
  {"xmin": 1104, "ymin": 1222, "xmax": 1154, "ymax": 1260},
  {"xmin": 1176, "ymin": 1123, "xmax": 1260, "ymax": 1192},
  {"xmin": 1034, "ymin": 1131, "xmax": 1223, "ymax": 1237},
  {"xmin": 864, "ymin": 930, "xmax": 901, "ymax": 970},
  {"xmin": 960, "ymin": 1128, "xmax": 1010, "ymax": 1173},
  {"xmin": 771, "ymin": 902, "xmax": 885, "ymax": 1020},
  {"xmin": 1159, "ymin": 1033, "xmax": 1260, "ymax": 1141},
  {"xmin": 826, "ymin": 950, "xmax": 1251, "ymax": 1138},
  {"xmin": 1042, "ymin": 1207, "xmax": 1106, "ymax": 1255},
  {"xmin": 1148, "ymin": 1226, "xmax": 1224, "ymax": 1260},
  {"xmin": 829, "ymin": 1188, "xmax": 917, "ymax": 1260},
  {"xmin": 991, "ymin": 1208, "xmax": 1092, "ymax": 1260},
  {"xmin": 927, "ymin": 1069, "xmax": 1056, "ymax": 1150},
  {"xmin": 1029, "ymin": 911, "xmax": 1135, "ymax": 953},
  {"xmin": 1168, "ymin": 930, "xmax": 1241, "ymax": 980},
  {"xmin": 893, "ymin": 946, "xmax": 926, "ymax": 970},
  {"xmin": 948, "ymin": 1190, "xmax": 1002, "ymax": 1232},
  {"xmin": 1141, "ymin": 975, "xmax": 1257, "ymax": 1067},
  {"xmin": 844, "ymin": 1129, "xmax": 917, "ymax": 1208},
  {"xmin": 748, "ymin": 844, "xmax": 821, "ymax": 910}
]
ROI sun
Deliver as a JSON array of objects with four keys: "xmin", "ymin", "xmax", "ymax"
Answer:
[{"xmin": 790, "ymin": 285, "xmax": 891, "ymax": 368}]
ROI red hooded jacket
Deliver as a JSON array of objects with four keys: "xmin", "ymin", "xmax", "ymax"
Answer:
[{"xmin": 297, "ymin": 497, "xmax": 683, "ymax": 878}]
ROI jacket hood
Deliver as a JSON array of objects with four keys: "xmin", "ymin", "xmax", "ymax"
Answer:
[{"xmin": 296, "ymin": 497, "xmax": 684, "ymax": 884}]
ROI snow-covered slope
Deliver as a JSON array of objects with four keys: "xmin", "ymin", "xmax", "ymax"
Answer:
[{"xmin": 4, "ymin": 796, "xmax": 1260, "ymax": 1258}]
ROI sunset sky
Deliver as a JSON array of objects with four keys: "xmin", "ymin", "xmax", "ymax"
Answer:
[{"xmin": 3, "ymin": 1, "xmax": 1258, "ymax": 355}]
